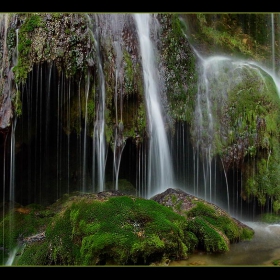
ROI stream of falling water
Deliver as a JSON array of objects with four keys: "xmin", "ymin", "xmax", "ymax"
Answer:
[
  {"xmin": 2, "ymin": 13, "xmax": 280, "ymax": 266},
  {"xmin": 103, "ymin": 14, "xmax": 126, "ymax": 191},
  {"xmin": 134, "ymin": 13, "xmax": 174, "ymax": 198},
  {"xmin": 92, "ymin": 15, "xmax": 107, "ymax": 193},
  {"xmin": 186, "ymin": 48, "xmax": 280, "ymax": 218},
  {"xmin": 82, "ymin": 72, "xmax": 90, "ymax": 192}
]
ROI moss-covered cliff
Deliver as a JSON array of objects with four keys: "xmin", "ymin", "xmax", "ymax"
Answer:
[
  {"xmin": 1, "ymin": 13, "xmax": 280, "ymax": 218},
  {"xmin": 181, "ymin": 14, "xmax": 280, "ymax": 214}
]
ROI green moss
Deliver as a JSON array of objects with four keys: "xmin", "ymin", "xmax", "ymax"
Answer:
[
  {"xmin": 105, "ymin": 179, "xmax": 136, "ymax": 196},
  {"xmin": 186, "ymin": 14, "xmax": 270, "ymax": 61},
  {"xmin": 13, "ymin": 14, "xmax": 43, "ymax": 85},
  {"xmin": 45, "ymin": 208, "xmax": 78, "ymax": 265},
  {"xmin": 158, "ymin": 14, "xmax": 197, "ymax": 124},
  {"xmin": 86, "ymin": 98, "xmax": 95, "ymax": 123},
  {"xmin": 123, "ymin": 49, "xmax": 134, "ymax": 95},
  {"xmin": 185, "ymin": 202, "xmax": 253, "ymax": 246},
  {"xmin": 17, "ymin": 195, "xmax": 192, "ymax": 265},
  {"xmin": 195, "ymin": 57, "xmax": 280, "ymax": 207},
  {"xmin": 7, "ymin": 25, "xmax": 17, "ymax": 62},
  {"xmin": 13, "ymin": 89, "xmax": 22, "ymax": 117},
  {"xmin": 186, "ymin": 216, "xmax": 229, "ymax": 253},
  {"xmin": 2, "ymin": 191, "xmax": 255, "ymax": 266},
  {"xmin": 272, "ymin": 259, "xmax": 280, "ymax": 266},
  {"xmin": 16, "ymin": 242, "xmax": 49, "ymax": 265},
  {"xmin": 259, "ymin": 213, "xmax": 280, "ymax": 223},
  {"xmin": 0, "ymin": 205, "xmax": 52, "ymax": 253}
]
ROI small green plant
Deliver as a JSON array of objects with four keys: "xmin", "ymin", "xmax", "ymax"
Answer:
[
  {"xmin": 272, "ymin": 259, "xmax": 280, "ymax": 266},
  {"xmin": 259, "ymin": 213, "xmax": 280, "ymax": 223}
]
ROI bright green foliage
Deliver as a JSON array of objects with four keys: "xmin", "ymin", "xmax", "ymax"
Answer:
[
  {"xmin": 185, "ymin": 202, "xmax": 253, "ymax": 252},
  {"xmin": 186, "ymin": 216, "xmax": 229, "ymax": 253},
  {"xmin": 11, "ymin": 195, "xmax": 200, "ymax": 265},
  {"xmin": 259, "ymin": 213, "xmax": 280, "ymax": 223},
  {"xmin": 13, "ymin": 14, "xmax": 42, "ymax": 85},
  {"xmin": 16, "ymin": 242, "xmax": 49, "ymax": 265},
  {"xmin": 272, "ymin": 259, "xmax": 280, "ymax": 266},
  {"xmin": 123, "ymin": 50, "xmax": 135, "ymax": 95},
  {"xmin": 202, "ymin": 60, "xmax": 280, "ymax": 208},
  {"xmin": 45, "ymin": 209, "xmax": 78, "ymax": 265},
  {"xmin": 185, "ymin": 14, "xmax": 271, "ymax": 61},
  {"xmin": 0, "ymin": 204, "xmax": 53, "ymax": 264},
  {"xmin": 13, "ymin": 89, "xmax": 22, "ymax": 116},
  {"xmin": 1, "ymin": 192, "xmax": 254, "ymax": 266},
  {"xmin": 105, "ymin": 179, "xmax": 136, "ymax": 196},
  {"xmin": 42, "ymin": 196, "xmax": 191, "ymax": 265},
  {"xmin": 239, "ymin": 226, "xmax": 255, "ymax": 240}
]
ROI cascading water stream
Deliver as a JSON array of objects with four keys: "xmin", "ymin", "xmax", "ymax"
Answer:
[
  {"xmin": 112, "ymin": 38, "xmax": 125, "ymax": 191},
  {"xmin": 82, "ymin": 72, "xmax": 90, "ymax": 192},
  {"xmin": 134, "ymin": 13, "xmax": 174, "ymax": 198},
  {"xmin": 1, "ymin": 13, "xmax": 280, "ymax": 266},
  {"xmin": 92, "ymin": 16, "xmax": 107, "ymax": 192},
  {"xmin": 96, "ymin": 14, "xmax": 127, "ymax": 191},
  {"xmin": 190, "ymin": 50, "xmax": 280, "ymax": 217}
]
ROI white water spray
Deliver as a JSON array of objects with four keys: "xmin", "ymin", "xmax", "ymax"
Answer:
[
  {"xmin": 92, "ymin": 17, "xmax": 107, "ymax": 192},
  {"xmin": 134, "ymin": 14, "xmax": 174, "ymax": 198}
]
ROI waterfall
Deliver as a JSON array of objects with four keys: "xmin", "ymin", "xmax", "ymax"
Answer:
[
  {"xmin": 194, "ymin": 56, "xmax": 230, "ymax": 208},
  {"xmin": 9, "ymin": 118, "xmax": 16, "ymax": 207},
  {"xmin": 191, "ymin": 52, "xmax": 280, "ymax": 217},
  {"xmin": 92, "ymin": 16, "xmax": 107, "ymax": 193},
  {"xmin": 56, "ymin": 73, "xmax": 60, "ymax": 199},
  {"xmin": 2, "ymin": 13, "xmax": 280, "ymax": 236},
  {"xmin": 82, "ymin": 72, "xmax": 90, "ymax": 192},
  {"xmin": 95, "ymin": 14, "xmax": 127, "ymax": 191},
  {"xmin": 1, "ymin": 131, "xmax": 8, "ymax": 265},
  {"xmin": 112, "ymin": 25, "xmax": 125, "ymax": 191},
  {"xmin": 134, "ymin": 13, "xmax": 174, "ymax": 198}
]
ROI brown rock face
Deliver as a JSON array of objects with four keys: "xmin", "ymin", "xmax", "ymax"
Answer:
[{"xmin": 0, "ymin": 94, "xmax": 12, "ymax": 129}]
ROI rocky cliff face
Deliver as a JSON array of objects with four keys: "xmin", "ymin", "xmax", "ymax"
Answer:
[
  {"xmin": 0, "ymin": 13, "xmax": 195, "ymax": 138},
  {"xmin": 1, "ymin": 13, "xmax": 280, "ymax": 218}
]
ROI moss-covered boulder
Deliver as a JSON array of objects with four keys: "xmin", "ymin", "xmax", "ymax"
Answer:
[
  {"xmin": 151, "ymin": 188, "xmax": 254, "ymax": 253},
  {"xmin": 0, "ymin": 189, "xmax": 254, "ymax": 266}
]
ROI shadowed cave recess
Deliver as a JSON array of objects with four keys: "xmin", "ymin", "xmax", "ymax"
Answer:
[{"xmin": 0, "ymin": 61, "xmax": 263, "ymax": 221}]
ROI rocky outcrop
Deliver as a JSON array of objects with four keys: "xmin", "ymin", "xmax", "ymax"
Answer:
[
  {"xmin": 151, "ymin": 188, "xmax": 253, "ymax": 232},
  {"xmin": 4, "ymin": 188, "xmax": 254, "ymax": 266}
]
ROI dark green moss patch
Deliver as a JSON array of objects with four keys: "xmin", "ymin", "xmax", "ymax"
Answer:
[{"xmin": 0, "ymin": 189, "xmax": 253, "ymax": 266}]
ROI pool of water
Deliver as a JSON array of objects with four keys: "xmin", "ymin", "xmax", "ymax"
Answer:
[{"xmin": 169, "ymin": 222, "xmax": 280, "ymax": 266}]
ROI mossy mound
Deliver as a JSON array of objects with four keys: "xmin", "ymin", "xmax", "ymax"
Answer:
[
  {"xmin": 0, "ymin": 189, "xmax": 254, "ymax": 266},
  {"xmin": 151, "ymin": 188, "xmax": 254, "ymax": 253}
]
